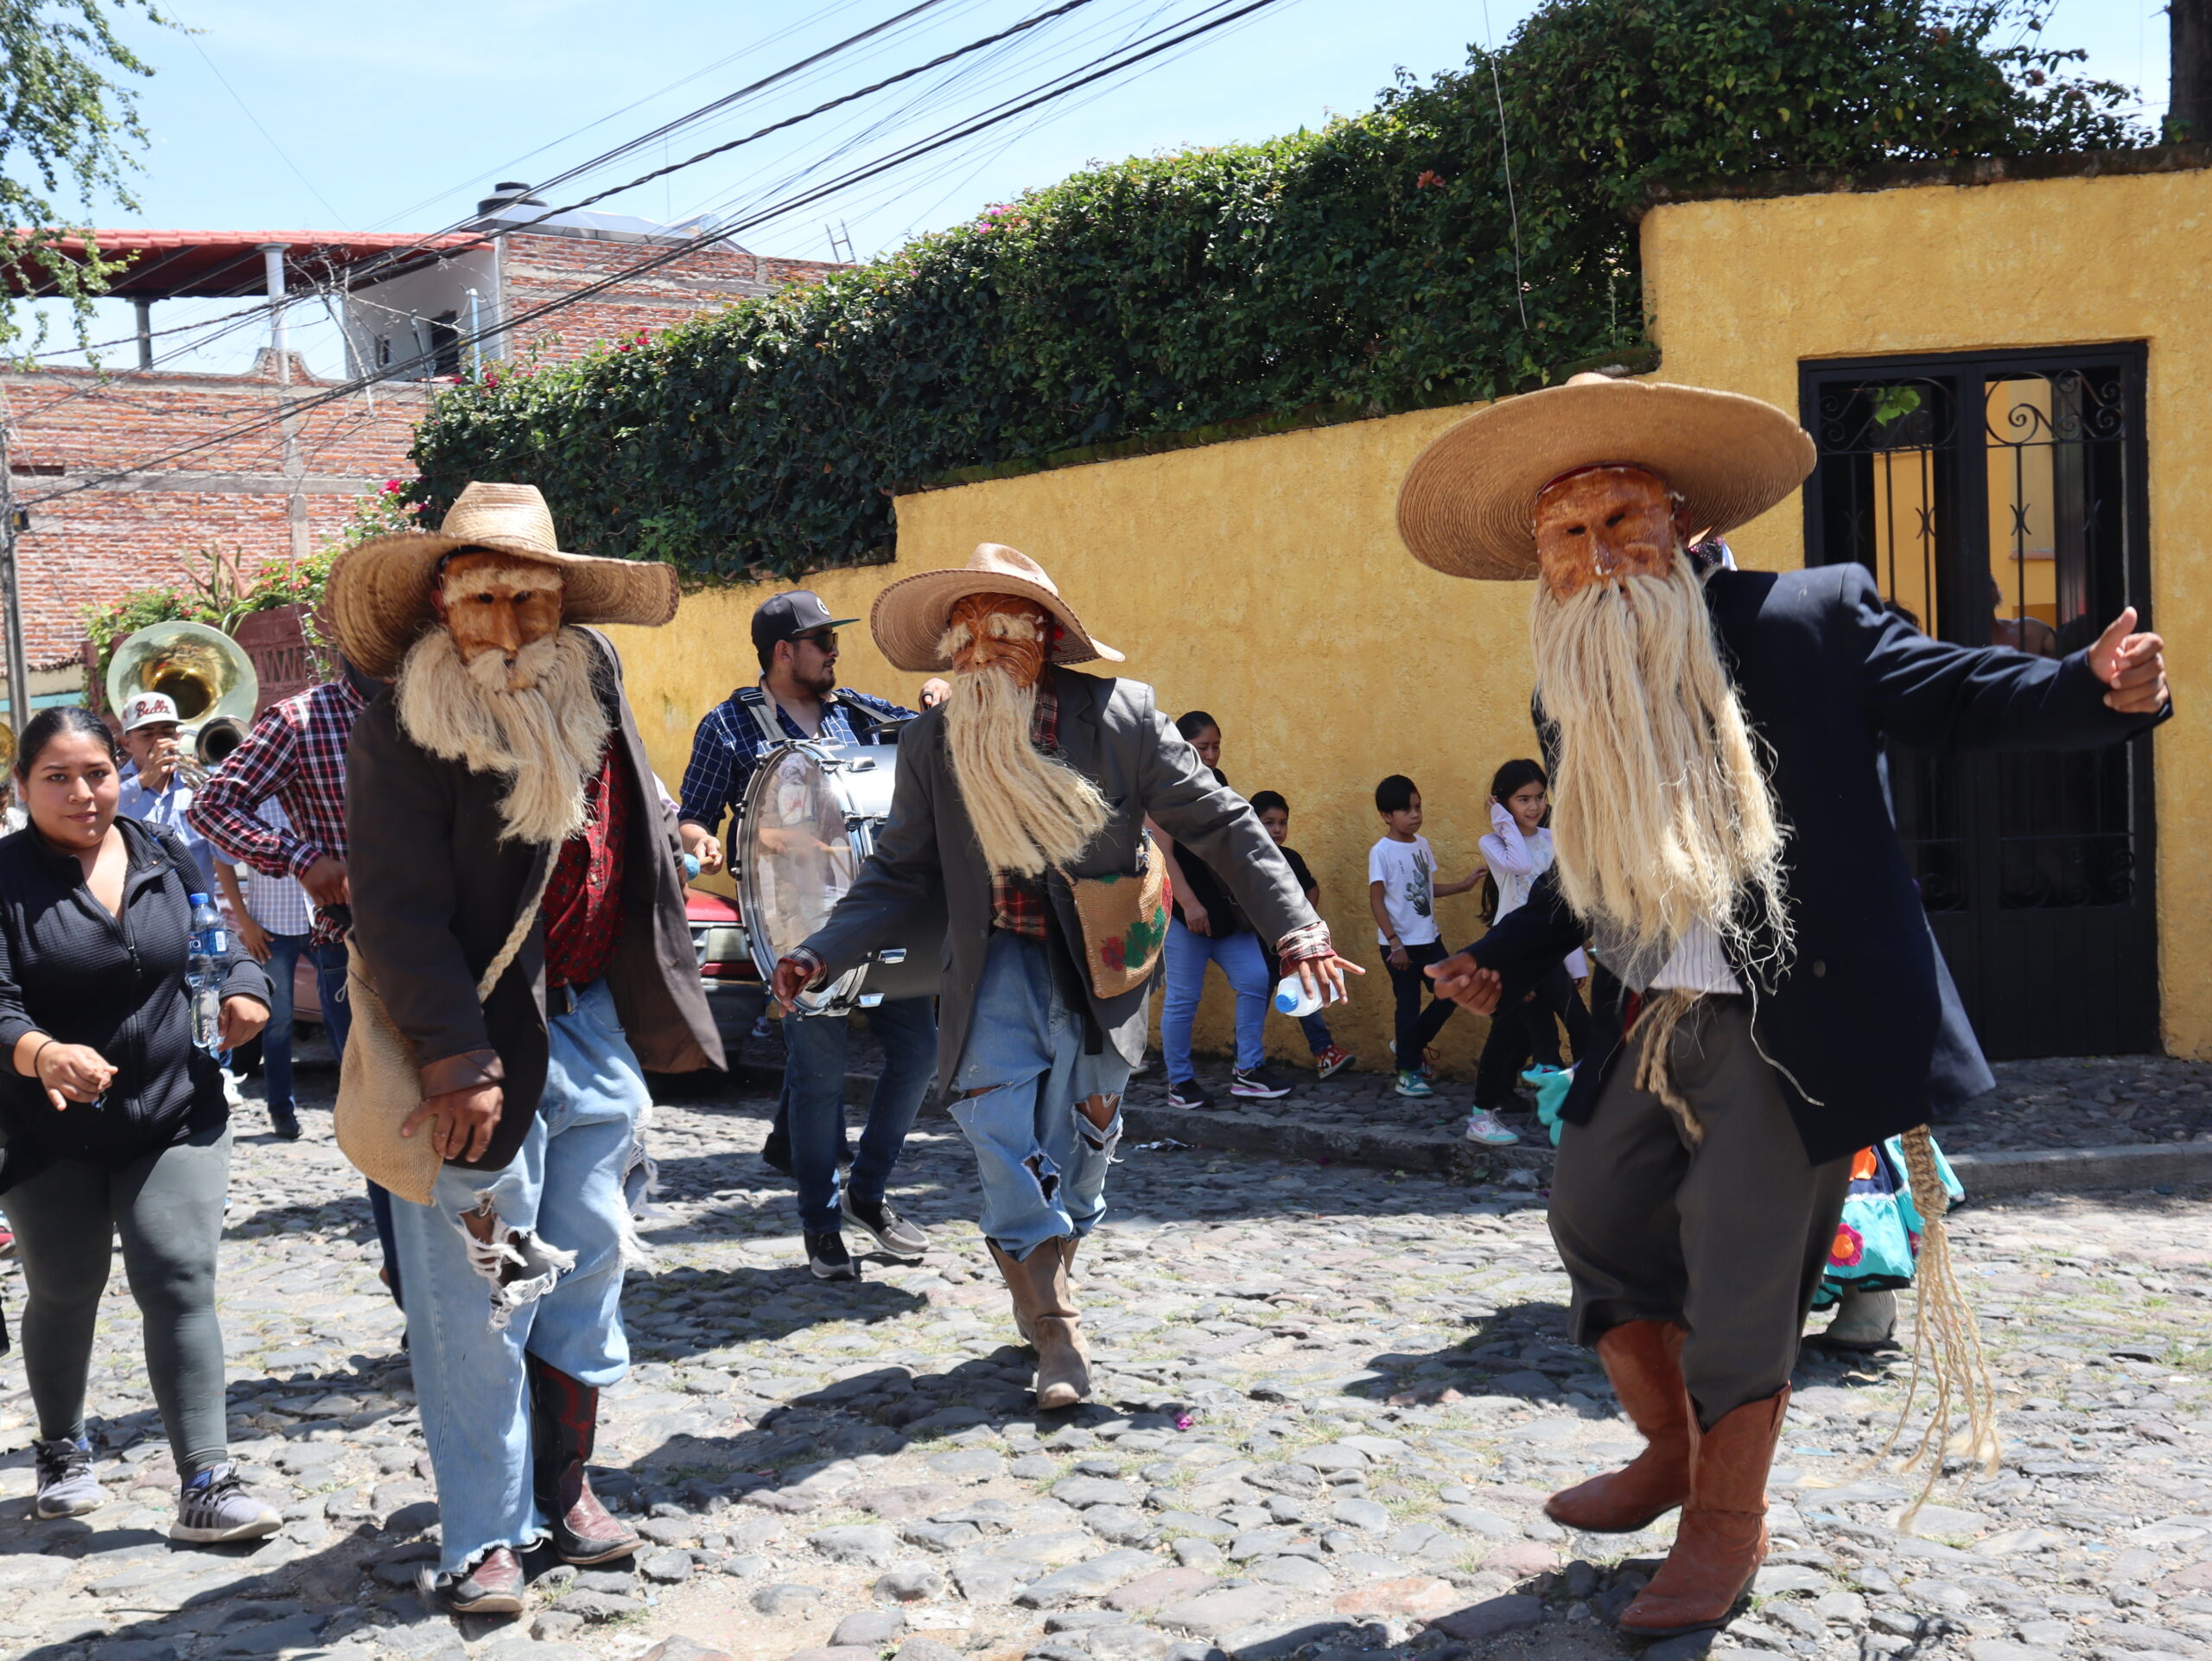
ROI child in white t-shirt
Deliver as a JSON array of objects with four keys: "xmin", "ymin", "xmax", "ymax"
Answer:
[{"xmin": 1366, "ymin": 774, "xmax": 1485, "ymax": 1105}]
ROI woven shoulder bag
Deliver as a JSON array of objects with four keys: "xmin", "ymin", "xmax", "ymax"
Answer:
[
  {"xmin": 334, "ymin": 861, "xmax": 553, "ymax": 1205},
  {"xmin": 1061, "ymin": 830, "xmax": 1172, "ymax": 1000}
]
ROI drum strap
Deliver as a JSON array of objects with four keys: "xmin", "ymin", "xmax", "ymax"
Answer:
[{"xmin": 735, "ymin": 686, "xmax": 788, "ymax": 749}]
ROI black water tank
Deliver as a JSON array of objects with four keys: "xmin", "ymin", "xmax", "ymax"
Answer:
[{"xmin": 476, "ymin": 181, "xmax": 547, "ymax": 216}]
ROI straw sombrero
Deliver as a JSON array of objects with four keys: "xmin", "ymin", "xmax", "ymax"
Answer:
[
  {"xmin": 871, "ymin": 543, "xmax": 1123, "ymax": 673},
  {"xmin": 327, "ymin": 481, "xmax": 679, "ymax": 677},
  {"xmin": 1396, "ymin": 373, "xmax": 1817, "ymax": 581}
]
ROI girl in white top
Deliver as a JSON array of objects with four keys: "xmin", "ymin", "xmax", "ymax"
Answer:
[
  {"xmin": 1479, "ymin": 760, "xmax": 1588, "ymax": 981},
  {"xmin": 1471, "ymin": 759, "xmax": 1594, "ymax": 1128}
]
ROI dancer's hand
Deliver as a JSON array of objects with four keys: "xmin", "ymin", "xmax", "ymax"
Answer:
[
  {"xmin": 33, "ymin": 1040, "xmax": 115, "ymax": 1109},
  {"xmin": 405, "ymin": 1083, "xmax": 502, "ymax": 1162},
  {"xmin": 1427, "ymin": 951, "xmax": 1503, "ymax": 1013},
  {"xmin": 219, "ymin": 996, "xmax": 270, "ymax": 1049},
  {"xmin": 2089, "ymin": 608, "xmax": 2169, "ymax": 714},
  {"xmin": 772, "ymin": 953, "xmax": 822, "ymax": 1013},
  {"xmin": 1289, "ymin": 951, "xmax": 1364, "ymax": 1006},
  {"xmin": 1182, "ymin": 898, "xmax": 1212, "ymax": 937}
]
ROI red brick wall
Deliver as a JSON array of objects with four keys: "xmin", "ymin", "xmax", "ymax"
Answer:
[
  {"xmin": 3, "ymin": 356, "xmax": 429, "ymax": 671},
  {"xmin": 500, "ymin": 232, "xmax": 843, "ymax": 367}
]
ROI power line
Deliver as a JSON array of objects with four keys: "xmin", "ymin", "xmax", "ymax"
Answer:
[{"xmin": 20, "ymin": 0, "xmax": 1295, "ymax": 507}]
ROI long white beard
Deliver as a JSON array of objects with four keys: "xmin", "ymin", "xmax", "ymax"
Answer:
[
  {"xmin": 1529, "ymin": 557, "xmax": 1791, "ymax": 974},
  {"xmin": 394, "ymin": 626, "xmax": 613, "ymax": 845},
  {"xmin": 942, "ymin": 663, "xmax": 1109, "ymax": 877}
]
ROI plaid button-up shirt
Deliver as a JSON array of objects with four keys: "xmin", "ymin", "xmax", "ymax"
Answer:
[
  {"xmin": 191, "ymin": 678, "xmax": 366, "ymax": 947},
  {"xmin": 677, "ymin": 682, "xmax": 917, "ymax": 842}
]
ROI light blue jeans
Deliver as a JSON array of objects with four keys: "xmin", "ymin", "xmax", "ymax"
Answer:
[
  {"xmin": 387, "ymin": 977, "xmax": 646, "ymax": 1574},
  {"xmin": 950, "ymin": 932, "xmax": 1131, "ymax": 1260},
  {"xmin": 1161, "ymin": 917, "xmax": 1269, "ymax": 1081}
]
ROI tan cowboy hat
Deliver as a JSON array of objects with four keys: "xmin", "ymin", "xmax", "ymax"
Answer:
[
  {"xmin": 870, "ymin": 543, "xmax": 1124, "ymax": 673},
  {"xmin": 1395, "ymin": 373, "xmax": 1817, "ymax": 581},
  {"xmin": 327, "ymin": 481, "xmax": 680, "ymax": 677}
]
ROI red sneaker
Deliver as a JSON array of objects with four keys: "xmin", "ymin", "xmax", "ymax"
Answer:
[{"xmin": 1314, "ymin": 1046, "xmax": 1354, "ymax": 1080}]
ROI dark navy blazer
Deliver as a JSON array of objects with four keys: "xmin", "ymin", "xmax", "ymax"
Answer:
[{"xmin": 1471, "ymin": 562, "xmax": 2169, "ymax": 1166}]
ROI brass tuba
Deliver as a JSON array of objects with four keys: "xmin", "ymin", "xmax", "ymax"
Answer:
[{"xmin": 105, "ymin": 621, "xmax": 259, "ymax": 780}]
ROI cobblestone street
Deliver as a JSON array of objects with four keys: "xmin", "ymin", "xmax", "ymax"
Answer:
[{"xmin": 3, "ymin": 1066, "xmax": 2209, "ymax": 1661}]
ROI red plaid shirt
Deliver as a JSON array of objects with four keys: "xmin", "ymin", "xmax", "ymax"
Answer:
[
  {"xmin": 988, "ymin": 674, "xmax": 1059, "ymax": 939},
  {"xmin": 190, "ymin": 678, "xmax": 365, "ymax": 947},
  {"xmin": 542, "ymin": 743, "xmax": 632, "ymax": 989}
]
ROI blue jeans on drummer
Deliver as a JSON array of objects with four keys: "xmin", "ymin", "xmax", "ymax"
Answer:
[
  {"xmin": 950, "ymin": 932, "xmax": 1129, "ymax": 1261},
  {"xmin": 779, "ymin": 995, "xmax": 936, "ymax": 1236},
  {"xmin": 386, "ymin": 977, "xmax": 645, "ymax": 1575},
  {"xmin": 257, "ymin": 932, "xmax": 308, "ymax": 1114},
  {"xmin": 1161, "ymin": 917, "xmax": 1268, "ymax": 1080}
]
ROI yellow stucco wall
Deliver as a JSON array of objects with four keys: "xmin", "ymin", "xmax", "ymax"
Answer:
[
  {"xmin": 608, "ymin": 404, "xmax": 1537, "ymax": 1076},
  {"xmin": 1640, "ymin": 164, "xmax": 2212, "ymax": 1055},
  {"xmin": 608, "ymin": 159, "xmax": 2212, "ymax": 1067}
]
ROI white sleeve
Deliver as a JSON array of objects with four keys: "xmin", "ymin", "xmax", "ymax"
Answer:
[
  {"xmin": 1367, "ymin": 843, "xmax": 1389, "ymax": 884},
  {"xmin": 1482, "ymin": 821, "xmax": 1536, "ymax": 875}
]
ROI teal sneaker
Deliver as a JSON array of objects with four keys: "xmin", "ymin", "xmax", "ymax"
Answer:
[
  {"xmin": 1464, "ymin": 1110, "xmax": 1521, "ymax": 1146},
  {"xmin": 1394, "ymin": 1070, "xmax": 1434, "ymax": 1098}
]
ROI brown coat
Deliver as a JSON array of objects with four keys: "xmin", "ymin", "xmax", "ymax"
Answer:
[{"xmin": 346, "ymin": 628, "xmax": 722, "ymax": 1171}]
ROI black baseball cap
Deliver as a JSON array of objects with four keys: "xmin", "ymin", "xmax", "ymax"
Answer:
[{"xmin": 751, "ymin": 589, "xmax": 858, "ymax": 654}]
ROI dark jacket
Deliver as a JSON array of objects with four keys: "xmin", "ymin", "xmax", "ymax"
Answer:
[
  {"xmin": 0, "ymin": 816, "xmax": 270, "ymax": 1193},
  {"xmin": 800, "ymin": 668, "xmax": 1318, "ymax": 1098},
  {"xmin": 346, "ymin": 628, "xmax": 723, "ymax": 1172},
  {"xmin": 1169, "ymin": 767, "xmax": 1252, "ymax": 938},
  {"xmin": 1471, "ymin": 563, "xmax": 2170, "ymax": 1166}
]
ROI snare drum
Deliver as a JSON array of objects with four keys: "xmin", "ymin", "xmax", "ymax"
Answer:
[{"xmin": 738, "ymin": 739, "xmax": 944, "ymax": 1015}]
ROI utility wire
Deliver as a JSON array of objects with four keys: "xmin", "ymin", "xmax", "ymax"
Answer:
[{"xmin": 20, "ymin": 0, "xmax": 1294, "ymax": 507}]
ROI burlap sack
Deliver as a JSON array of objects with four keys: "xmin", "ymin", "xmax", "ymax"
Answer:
[
  {"xmin": 1062, "ymin": 832, "xmax": 1170, "ymax": 1000},
  {"xmin": 334, "ymin": 863, "xmax": 550, "ymax": 1205}
]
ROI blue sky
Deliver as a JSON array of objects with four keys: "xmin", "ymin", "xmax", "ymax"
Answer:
[{"xmin": 30, "ymin": 0, "xmax": 2170, "ymax": 375}]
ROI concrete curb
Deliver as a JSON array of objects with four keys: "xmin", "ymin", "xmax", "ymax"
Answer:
[
  {"xmin": 1946, "ymin": 1142, "xmax": 2212, "ymax": 1198},
  {"xmin": 708, "ymin": 1063, "xmax": 2208, "ymax": 1200}
]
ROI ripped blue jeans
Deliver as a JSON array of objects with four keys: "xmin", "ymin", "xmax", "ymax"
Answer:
[
  {"xmin": 950, "ymin": 932, "xmax": 1130, "ymax": 1261},
  {"xmin": 386, "ymin": 977, "xmax": 648, "ymax": 1575}
]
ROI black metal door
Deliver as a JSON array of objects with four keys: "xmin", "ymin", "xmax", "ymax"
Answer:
[{"xmin": 1801, "ymin": 347, "xmax": 2158, "ymax": 1059}]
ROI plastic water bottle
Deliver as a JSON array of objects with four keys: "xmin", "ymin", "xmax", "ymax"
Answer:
[
  {"xmin": 1274, "ymin": 973, "xmax": 1323, "ymax": 1019},
  {"xmin": 187, "ymin": 893, "xmax": 226, "ymax": 1054}
]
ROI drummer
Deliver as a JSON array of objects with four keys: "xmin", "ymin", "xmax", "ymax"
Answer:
[{"xmin": 677, "ymin": 591, "xmax": 937, "ymax": 1282}]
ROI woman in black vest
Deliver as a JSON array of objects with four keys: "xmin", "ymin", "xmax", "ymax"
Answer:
[{"xmin": 0, "ymin": 707, "xmax": 279, "ymax": 1543}]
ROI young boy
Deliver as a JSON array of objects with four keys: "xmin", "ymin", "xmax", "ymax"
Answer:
[
  {"xmin": 1367, "ymin": 774, "xmax": 1483, "ymax": 1099},
  {"xmin": 1251, "ymin": 791, "xmax": 1353, "ymax": 1079}
]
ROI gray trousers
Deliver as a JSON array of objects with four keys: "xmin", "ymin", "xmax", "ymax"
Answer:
[
  {"xmin": 1, "ymin": 1123, "xmax": 233, "ymax": 1475},
  {"xmin": 1548, "ymin": 1000, "xmax": 1849, "ymax": 1427}
]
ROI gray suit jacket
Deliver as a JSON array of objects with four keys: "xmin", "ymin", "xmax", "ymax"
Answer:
[{"xmin": 801, "ymin": 668, "xmax": 1318, "ymax": 1096}]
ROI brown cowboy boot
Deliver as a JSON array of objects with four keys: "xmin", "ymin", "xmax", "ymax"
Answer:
[
  {"xmin": 1618, "ymin": 1386, "xmax": 1789, "ymax": 1637},
  {"xmin": 1546, "ymin": 1320, "xmax": 1693, "ymax": 1531},
  {"xmin": 989, "ymin": 1237, "xmax": 1089, "ymax": 1408},
  {"xmin": 530, "ymin": 1356, "xmax": 641, "ymax": 1565},
  {"xmin": 442, "ymin": 1544, "xmax": 525, "ymax": 1614}
]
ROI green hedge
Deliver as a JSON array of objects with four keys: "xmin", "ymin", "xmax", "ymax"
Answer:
[{"xmin": 409, "ymin": 0, "xmax": 2141, "ymax": 580}]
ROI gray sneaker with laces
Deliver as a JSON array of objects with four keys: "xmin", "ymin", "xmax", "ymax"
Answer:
[
  {"xmin": 34, "ymin": 1435, "xmax": 104, "ymax": 1518},
  {"xmin": 171, "ymin": 1461, "xmax": 282, "ymax": 1543}
]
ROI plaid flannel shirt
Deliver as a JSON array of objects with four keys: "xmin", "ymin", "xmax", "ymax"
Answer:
[
  {"xmin": 190, "ymin": 678, "xmax": 365, "ymax": 948},
  {"xmin": 988, "ymin": 674, "xmax": 1058, "ymax": 939}
]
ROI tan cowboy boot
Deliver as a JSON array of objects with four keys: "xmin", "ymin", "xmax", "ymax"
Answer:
[
  {"xmin": 1618, "ymin": 1386, "xmax": 1789, "ymax": 1638},
  {"xmin": 988, "ymin": 1236, "xmax": 1080, "ymax": 1345},
  {"xmin": 1546, "ymin": 1320, "xmax": 1693, "ymax": 1531},
  {"xmin": 990, "ymin": 1237, "xmax": 1089, "ymax": 1408}
]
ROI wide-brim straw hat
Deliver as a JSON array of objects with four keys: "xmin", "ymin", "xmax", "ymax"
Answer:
[
  {"xmin": 871, "ymin": 543, "xmax": 1124, "ymax": 673},
  {"xmin": 1396, "ymin": 373, "xmax": 1817, "ymax": 581},
  {"xmin": 327, "ymin": 481, "xmax": 680, "ymax": 677}
]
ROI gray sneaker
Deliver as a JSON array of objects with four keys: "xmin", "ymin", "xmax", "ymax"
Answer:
[
  {"xmin": 171, "ymin": 1462, "xmax": 282, "ymax": 1543},
  {"xmin": 842, "ymin": 1193, "xmax": 929, "ymax": 1259},
  {"xmin": 33, "ymin": 1436, "xmax": 104, "ymax": 1518}
]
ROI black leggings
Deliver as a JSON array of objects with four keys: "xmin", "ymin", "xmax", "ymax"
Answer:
[
  {"xmin": 1476, "ymin": 962, "xmax": 1592, "ymax": 1109},
  {"xmin": 0, "ymin": 1123, "xmax": 233, "ymax": 1475},
  {"xmin": 1386, "ymin": 940, "xmax": 1457, "ymax": 1072}
]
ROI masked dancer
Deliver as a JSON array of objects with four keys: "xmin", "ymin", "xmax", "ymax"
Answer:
[
  {"xmin": 1404, "ymin": 373, "xmax": 2170, "ymax": 1637},
  {"xmin": 772, "ymin": 544, "xmax": 1358, "ymax": 1408}
]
